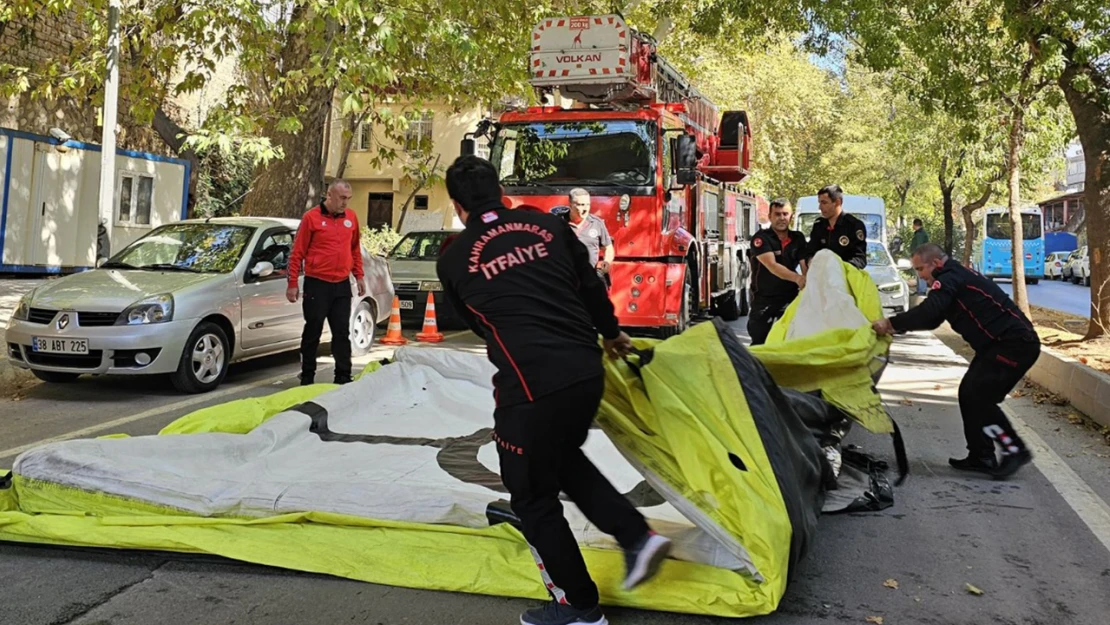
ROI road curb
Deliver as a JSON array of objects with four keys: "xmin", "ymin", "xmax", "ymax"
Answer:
[{"xmin": 1026, "ymin": 345, "xmax": 1110, "ymax": 429}]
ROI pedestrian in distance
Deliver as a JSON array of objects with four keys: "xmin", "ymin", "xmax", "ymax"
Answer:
[
  {"xmin": 803, "ymin": 184, "xmax": 868, "ymax": 270},
  {"xmin": 286, "ymin": 179, "xmax": 365, "ymax": 386},
  {"xmin": 568, "ymin": 188, "xmax": 615, "ymax": 289},
  {"xmin": 436, "ymin": 155, "xmax": 672, "ymax": 625},
  {"xmin": 747, "ymin": 199, "xmax": 807, "ymax": 346},
  {"xmin": 910, "ymin": 218, "xmax": 929, "ymax": 295},
  {"xmin": 872, "ymin": 243, "xmax": 1038, "ymax": 479}
]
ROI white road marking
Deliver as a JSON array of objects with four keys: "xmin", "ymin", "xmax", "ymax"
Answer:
[
  {"xmin": 0, "ymin": 371, "xmax": 294, "ymax": 461},
  {"xmin": 1004, "ymin": 405, "xmax": 1110, "ymax": 555}
]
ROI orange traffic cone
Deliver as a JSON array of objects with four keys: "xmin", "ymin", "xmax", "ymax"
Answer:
[
  {"xmin": 416, "ymin": 292, "xmax": 445, "ymax": 343},
  {"xmin": 380, "ymin": 296, "xmax": 408, "ymax": 345}
]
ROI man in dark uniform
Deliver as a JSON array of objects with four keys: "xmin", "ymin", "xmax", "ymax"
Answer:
[
  {"xmin": 747, "ymin": 199, "xmax": 807, "ymax": 346},
  {"xmin": 873, "ymin": 243, "xmax": 1038, "ymax": 479},
  {"xmin": 803, "ymin": 184, "xmax": 868, "ymax": 270},
  {"xmin": 436, "ymin": 156, "xmax": 672, "ymax": 625}
]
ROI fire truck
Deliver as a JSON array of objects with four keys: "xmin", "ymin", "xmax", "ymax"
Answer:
[{"xmin": 462, "ymin": 14, "xmax": 759, "ymax": 336}]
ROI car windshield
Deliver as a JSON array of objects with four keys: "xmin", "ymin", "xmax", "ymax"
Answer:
[
  {"xmin": 106, "ymin": 224, "xmax": 256, "ymax": 273},
  {"xmin": 866, "ymin": 242, "xmax": 892, "ymax": 266},
  {"xmin": 389, "ymin": 231, "xmax": 454, "ymax": 260},
  {"xmin": 489, "ymin": 120, "xmax": 655, "ymax": 187}
]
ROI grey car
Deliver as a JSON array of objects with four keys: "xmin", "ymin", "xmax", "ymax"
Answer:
[{"xmin": 5, "ymin": 217, "xmax": 394, "ymax": 393}]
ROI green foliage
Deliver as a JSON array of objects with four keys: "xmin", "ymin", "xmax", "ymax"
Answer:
[
  {"xmin": 361, "ymin": 224, "xmax": 403, "ymax": 257},
  {"xmin": 192, "ymin": 147, "xmax": 256, "ymax": 218}
]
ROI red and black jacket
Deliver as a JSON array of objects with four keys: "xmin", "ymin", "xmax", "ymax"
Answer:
[
  {"xmin": 890, "ymin": 259, "xmax": 1036, "ymax": 351},
  {"xmin": 436, "ymin": 201, "xmax": 620, "ymax": 407}
]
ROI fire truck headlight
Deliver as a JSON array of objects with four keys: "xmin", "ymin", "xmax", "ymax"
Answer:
[
  {"xmin": 633, "ymin": 274, "xmax": 643, "ymax": 284},
  {"xmin": 619, "ymin": 194, "xmax": 631, "ymax": 211}
]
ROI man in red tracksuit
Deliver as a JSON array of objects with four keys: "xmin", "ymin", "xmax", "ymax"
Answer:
[{"xmin": 287, "ymin": 180, "xmax": 365, "ymax": 385}]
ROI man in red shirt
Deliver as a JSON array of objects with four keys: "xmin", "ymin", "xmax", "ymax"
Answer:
[{"xmin": 287, "ymin": 180, "xmax": 365, "ymax": 385}]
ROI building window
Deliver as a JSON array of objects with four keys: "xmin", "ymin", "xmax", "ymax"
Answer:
[
  {"xmin": 404, "ymin": 111, "xmax": 434, "ymax": 154},
  {"xmin": 414, "ymin": 195, "xmax": 429, "ymax": 211},
  {"xmin": 354, "ymin": 122, "xmax": 372, "ymax": 151},
  {"xmin": 117, "ymin": 173, "xmax": 153, "ymax": 226},
  {"xmin": 367, "ymin": 192, "xmax": 394, "ymax": 230}
]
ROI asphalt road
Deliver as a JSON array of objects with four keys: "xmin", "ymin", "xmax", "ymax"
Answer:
[
  {"xmin": 3, "ymin": 316, "xmax": 1110, "ymax": 625},
  {"xmin": 996, "ymin": 278, "xmax": 1092, "ymax": 318}
]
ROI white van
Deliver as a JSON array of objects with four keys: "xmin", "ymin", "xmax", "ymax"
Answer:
[{"xmin": 795, "ymin": 194, "xmax": 886, "ymax": 243}]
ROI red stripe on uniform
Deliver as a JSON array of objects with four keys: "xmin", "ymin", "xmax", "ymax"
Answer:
[
  {"xmin": 466, "ymin": 305, "xmax": 534, "ymax": 402},
  {"xmin": 956, "ymin": 299, "xmax": 996, "ymax": 340},
  {"xmin": 965, "ymin": 285, "xmax": 1034, "ymax": 329}
]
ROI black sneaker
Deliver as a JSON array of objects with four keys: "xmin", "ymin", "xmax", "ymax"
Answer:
[
  {"xmin": 333, "ymin": 375, "xmax": 353, "ymax": 385},
  {"xmin": 298, "ymin": 373, "xmax": 315, "ymax": 387},
  {"xmin": 622, "ymin": 531, "xmax": 672, "ymax": 590},
  {"xmin": 992, "ymin": 449, "xmax": 1032, "ymax": 480},
  {"xmin": 948, "ymin": 455, "xmax": 998, "ymax": 474},
  {"xmin": 519, "ymin": 601, "xmax": 607, "ymax": 625}
]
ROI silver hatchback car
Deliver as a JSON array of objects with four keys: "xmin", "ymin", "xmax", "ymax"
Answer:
[{"xmin": 5, "ymin": 217, "xmax": 394, "ymax": 393}]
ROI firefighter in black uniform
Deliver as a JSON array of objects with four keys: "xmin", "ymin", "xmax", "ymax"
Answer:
[
  {"xmin": 747, "ymin": 199, "xmax": 807, "ymax": 346},
  {"xmin": 803, "ymin": 184, "xmax": 868, "ymax": 270},
  {"xmin": 436, "ymin": 156, "xmax": 672, "ymax": 625},
  {"xmin": 873, "ymin": 243, "xmax": 1038, "ymax": 479}
]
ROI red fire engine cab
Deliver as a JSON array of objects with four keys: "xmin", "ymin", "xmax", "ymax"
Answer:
[{"xmin": 462, "ymin": 14, "xmax": 759, "ymax": 336}]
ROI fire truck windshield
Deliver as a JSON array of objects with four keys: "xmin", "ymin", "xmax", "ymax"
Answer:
[{"xmin": 490, "ymin": 120, "xmax": 655, "ymax": 192}]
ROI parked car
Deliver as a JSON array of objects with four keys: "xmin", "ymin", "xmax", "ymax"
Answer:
[
  {"xmin": 385, "ymin": 229, "xmax": 463, "ymax": 326},
  {"xmin": 1045, "ymin": 251, "xmax": 1072, "ymax": 280},
  {"xmin": 866, "ymin": 242, "xmax": 910, "ymax": 315},
  {"xmin": 1067, "ymin": 246, "xmax": 1090, "ymax": 286},
  {"xmin": 5, "ymin": 217, "xmax": 394, "ymax": 393}
]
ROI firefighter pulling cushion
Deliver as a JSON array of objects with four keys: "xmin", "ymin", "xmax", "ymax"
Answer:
[
  {"xmin": 436, "ymin": 156, "xmax": 672, "ymax": 625},
  {"xmin": 747, "ymin": 198, "xmax": 807, "ymax": 346},
  {"xmin": 803, "ymin": 184, "xmax": 868, "ymax": 270},
  {"xmin": 872, "ymin": 243, "xmax": 1038, "ymax": 478}
]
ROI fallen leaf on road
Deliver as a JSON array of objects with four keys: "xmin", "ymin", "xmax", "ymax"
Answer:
[
  {"xmin": 1011, "ymin": 389, "xmax": 1025, "ymax": 398},
  {"xmin": 965, "ymin": 583, "xmax": 984, "ymax": 596},
  {"xmin": 900, "ymin": 399, "xmax": 913, "ymax": 406},
  {"xmin": 883, "ymin": 579, "xmax": 899, "ymax": 589},
  {"xmin": 1079, "ymin": 356, "xmax": 1089, "ymax": 364},
  {"xmin": 934, "ymin": 384, "xmax": 942, "ymax": 390},
  {"xmin": 914, "ymin": 596, "xmax": 922, "ymax": 603},
  {"xmin": 866, "ymin": 617, "xmax": 884, "ymax": 624},
  {"xmin": 1068, "ymin": 413, "xmax": 1084, "ymax": 424}
]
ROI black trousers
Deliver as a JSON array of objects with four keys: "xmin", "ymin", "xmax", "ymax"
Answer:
[
  {"xmin": 494, "ymin": 376, "xmax": 649, "ymax": 609},
  {"xmin": 958, "ymin": 338, "xmax": 1041, "ymax": 459},
  {"xmin": 747, "ymin": 295, "xmax": 793, "ymax": 346},
  {"xmin": 300, "ymin": 276, "xmax": 352, "ymax": 380}
]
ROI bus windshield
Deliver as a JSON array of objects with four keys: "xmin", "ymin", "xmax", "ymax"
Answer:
[
  {"xmin": 489, "ymin": 120, "xmax": 655, "ymax": 189},
  {"xmin": 986, "ymin": 213, "xmax": 1043, "ymax": 240}
]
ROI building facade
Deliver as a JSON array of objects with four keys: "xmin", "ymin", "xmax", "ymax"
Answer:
[{"xmin": 323, "ymin": 102, "xmax": 491, "ymax": 233}]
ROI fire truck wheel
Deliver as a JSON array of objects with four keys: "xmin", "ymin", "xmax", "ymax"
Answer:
[{"xmin": 714, "ymin": 288, "xmax": 742, "ymax": 322}]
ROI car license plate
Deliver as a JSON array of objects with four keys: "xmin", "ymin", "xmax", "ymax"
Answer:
[
  {"xmin": 398, "ymin": 299, "xmax": 414, "ymax": 310},
  {"xmin": 32, "ymin": 337, "xmax": 89, "ymax": 354}
]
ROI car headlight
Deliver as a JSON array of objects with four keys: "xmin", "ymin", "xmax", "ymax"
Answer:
[
  {"xmin": 420, "ymin": 281, "xmax": 442, "ymax": 291},
  {"xmin": 11, "ymin": 293, "xmax": 32, "ymax": 321},
  {"xmin": 117, "ymin": 294, "xmax": 174, "ymax": 325},
  {"xmin": 878, "ymin": 282, "xmax": 904, "ymax": 296}
]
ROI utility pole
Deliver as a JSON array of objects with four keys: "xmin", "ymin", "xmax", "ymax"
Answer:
[{"xmin": 97, "ymin": 0, "xmax": 121, "ymax": 246}]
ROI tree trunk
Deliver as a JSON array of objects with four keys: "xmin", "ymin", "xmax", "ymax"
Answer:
[
  {"xmin": 152, "ymin": 106, "xmax": 200, "ymax": 216},
  {"xmin": 241, "ymin": 10, "xmax": 338, "ymax": 218},
  {"xmin": 961, "ymin": 207, "xmax": 977, "ymax": 266},
  {"xmin": 1058, "ymin": 61, "xmax": 1110, "ymax": 339},
  {"xmin": 335, "ymin": 111, "xmax": 369, "ymax": 180},
  {"xmin": 1006, "ymin": 105, "xmax": 1030, "ymax": 319},
  {"xmin": 938, "ymin": 156, "xmax": 956, "ymax": 257},
  {"xmin": 943, "ymin": 192, "xmax": 955, "ymax": 257}
]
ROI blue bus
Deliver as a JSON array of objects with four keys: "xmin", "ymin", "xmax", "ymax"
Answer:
[{"xmin": 975, "ymin": 207, "xmax": 1044, "ymax": 284}]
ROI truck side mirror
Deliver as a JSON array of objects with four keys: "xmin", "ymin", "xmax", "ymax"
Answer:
[
  {"xmin": 676, "ymin": 133, "xmax": 697, "ymax": 185},
  {"xmin": 460, "ymin": 137, "xmax": 477, "ymax": 157}
]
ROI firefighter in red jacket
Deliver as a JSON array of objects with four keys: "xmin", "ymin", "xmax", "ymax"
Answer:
[{"xmin": 287, "ymin": 180, "xmax": 365, "ymax": 385}]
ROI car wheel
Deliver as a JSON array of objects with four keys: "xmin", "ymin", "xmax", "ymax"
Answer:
[
  {"xmin": 1084, "ymin": 275, "xmax": 1091, "ymax": 287},
  {"xmin": 1028, "ymin": 278, "xmax": 1039, "ymax": 285},
  {"xmin": 31, "ymin": 370, "xmax": 80, "ymax": 384},
  {"xmin": 171, "ymin": 321, "xmax": 230, "ymax": 394},
  {"xmin": 350, "ymin": 299, "xmax": 377, "ymax": 357}
]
